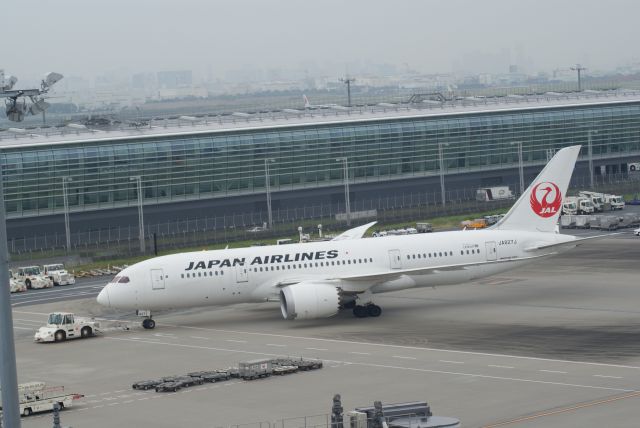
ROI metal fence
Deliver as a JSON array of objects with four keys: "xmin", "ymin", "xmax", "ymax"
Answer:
[{"xmin": 8, "ymin": 173, "xmax": 640, "ymax": 262}]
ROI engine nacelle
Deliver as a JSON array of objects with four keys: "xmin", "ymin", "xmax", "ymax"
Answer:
[{"xmin": 279, "ymin": 282, "xmax": 340, "ymax": 320}]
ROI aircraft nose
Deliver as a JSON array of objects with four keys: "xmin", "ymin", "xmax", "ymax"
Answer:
[{"xmin": 97, "ymin": 286, "xmax": 111, "ymax": 307}]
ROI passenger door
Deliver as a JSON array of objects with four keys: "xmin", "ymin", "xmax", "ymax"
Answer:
[
  {"xmin": 388, "ymin": 249, "xmax": 402, "ymax": 269},
  {"xmin": 485, "ymin": 241, "xmax": 497, "ymax": 261},
  {"xmin": 151, "ymin": 269, "xmax": 165, "ymax": 290},
  {"xmin": 235, "ymin": 264, "xmax": 248, "ymax": 283}
]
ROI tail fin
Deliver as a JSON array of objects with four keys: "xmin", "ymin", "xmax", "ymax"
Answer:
[
  {"xmin": 303, "ymin": 94, "xmax": 310, "ymax": 109},
  {"xmin": 494, "ymin": 145, "xmax": 581, "ymax": 233}
]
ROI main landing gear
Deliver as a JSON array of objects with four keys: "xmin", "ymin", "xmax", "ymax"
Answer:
[{"xmin": 353, "ymin": 304, "xmax": 382, "ymax": 318}]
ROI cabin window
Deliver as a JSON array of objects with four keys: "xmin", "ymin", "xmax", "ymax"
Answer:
[
  {"xmin": 407, "ymin": 255, "xmax": 410, "ymax": 260},
  {"xmin": 369, "ymin": 258, "xmax": 373, "ymax": 262},
  {"xmin": 449, "ymin": 251, "xmax": 453, "ymax": 256},
  {"xmin": 181, "ymin": 274, "xmax": 184, "ymax": 278},
  {"xmin": 220, "ymin": 271, "xmax": 224, "ymax": 275}
]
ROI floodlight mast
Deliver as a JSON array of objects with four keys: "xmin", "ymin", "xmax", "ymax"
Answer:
[
  {"xmin": 339, "ymin": 76, "xmax": 356, "ymax": 107},
  {"xmin": 570, "ymin": 64, "xmax": 586, "ymax": 91},
  {"xmin": 0, "ymin": 71, "xmax": 63, "ymax": 123}
]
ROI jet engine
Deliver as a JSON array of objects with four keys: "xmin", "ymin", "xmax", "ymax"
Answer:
[{"xmin": 279, "ymin": 282, "xmax": 340, "ymax": 320}]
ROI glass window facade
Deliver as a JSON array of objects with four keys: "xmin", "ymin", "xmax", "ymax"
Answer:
[{"xmin": 2, "ymin": 102, "xmax": 640, "ymax": 218}]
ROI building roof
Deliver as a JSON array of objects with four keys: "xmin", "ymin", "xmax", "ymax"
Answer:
[{"xmin": 2, "ymin": 90, "xmax": 640, "ymax": 150}]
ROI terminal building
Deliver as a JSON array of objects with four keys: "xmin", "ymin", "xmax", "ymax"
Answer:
[{"xmin": 2, "ymin": 90, "xmax": 640, "ymax": 239}]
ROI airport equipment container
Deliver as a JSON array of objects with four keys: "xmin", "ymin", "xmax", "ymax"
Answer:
[
  {"xmin": 238, "ymin": 358, "xmax": 272, "ymax": 380},
  {"xmin": 575, "ymin": 215, "xmax": 590, "ymax": 228},
  {"xmin": 560, "ymin": 215, "xmax": 575, "ymax": 228},
  {"xmin": 599, "ymin": 216, "xmax": 619, "ymax": 231}
]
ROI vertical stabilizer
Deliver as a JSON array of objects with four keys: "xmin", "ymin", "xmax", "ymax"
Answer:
[{"xmin": 494, "ymin": 145, "xmax": 581, "ymax": 232}]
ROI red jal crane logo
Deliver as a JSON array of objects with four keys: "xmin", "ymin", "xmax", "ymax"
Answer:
[{"xmin": 530, "ymin": 182, "xmax": 562, "ymax": 218}]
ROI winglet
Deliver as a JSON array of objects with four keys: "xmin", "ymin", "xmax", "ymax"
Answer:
[
  {"xmin": 331, "ymin": 221, "xmax": 377, "ymax": 241},
  {"xmin": 494, "ymin": 145, "xmax": 581, "ymax": 233}
]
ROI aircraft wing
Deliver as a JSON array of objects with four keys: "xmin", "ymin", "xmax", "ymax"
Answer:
[
  {"xmin": 331, "ymin": 253, "xmax": 552, "ymax": 284},
  {"xmin": 331, "ymin": 221, "xmax": 377, "ymax": 241},
  {"xmin": 524, "ymin": 233, "xmax": 622, "ymax": 252}
]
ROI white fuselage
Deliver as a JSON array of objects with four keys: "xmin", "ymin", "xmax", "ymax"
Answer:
[{"xmin": 97, "ymin": 229, "xmax": 575, "ymax": 312}]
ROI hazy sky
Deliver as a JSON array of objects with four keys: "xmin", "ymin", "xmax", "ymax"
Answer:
[{"xmin": 5, "ymin": 0, "xmax": 640, "ymax": 82}]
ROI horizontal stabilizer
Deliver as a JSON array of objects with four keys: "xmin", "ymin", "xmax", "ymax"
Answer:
[{"xmin": 525, "ymin": 233, "xmax": 622, "ymax": 252}]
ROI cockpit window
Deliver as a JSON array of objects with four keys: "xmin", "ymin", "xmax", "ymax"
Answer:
[{"xmin": 111, "ymin": 275, "xmax": 130, "ymax": 284}]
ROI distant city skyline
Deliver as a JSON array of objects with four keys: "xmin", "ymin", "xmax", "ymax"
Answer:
[{"xmin": 4, "ymin": 0, "xmax": 640, "ymax": 86}]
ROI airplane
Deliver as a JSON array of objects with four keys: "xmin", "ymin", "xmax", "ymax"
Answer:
[
  {"xmin": 97, "ymin": 145, "xmax": 604, "ymax": 329},
  {"xmin": 303, "ymin": 94, "xmax": 348, "ymax": 111}
]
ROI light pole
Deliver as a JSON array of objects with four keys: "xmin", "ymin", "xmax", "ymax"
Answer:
[
  {"xmin": 570, "ymin": 64, "xmax": 587, "ymax": 91},
  {"xmin": 62, "ymin": 176, "xmax": 73, "ymax": 252},
  {"xmin": 336, "ymin": 157, "xmax": 351, "ymax": 226},
  {"xmin": 438, "ymin": 143, "xmax": 449, "ymax": 206},
  {"xmin": 130, "ymin": 176, "xmax": 145, "ymax": 253},
  {"xmin": 587, "ymin": 130, "xmax": 597, "ymax": 189},
  {"xmin": 0, "ymin": 158, "xmax": 21, "ymax": 428},
  {"xmin": 511, "ymin": 141, "xmax": 524, "ymax": 195},
  {"xmin": 264, "ymin": 158, "xmax": 275, "ymax": 229}
]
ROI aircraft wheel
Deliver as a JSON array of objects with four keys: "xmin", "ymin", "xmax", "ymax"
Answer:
[
  {"xmin": 142, "ymin": 319, "xmax": 156, "ymax": 329},
  {"xmin": 353, "ymin": 306, "xmax": 368, "ymax": 318},
  {"xmin": 366, "ymin": 304, "xmax": 382, "ymax": 317},
  {"xmin": 343, "ymin": 300, "xmax": 356, "ymax": 309}
]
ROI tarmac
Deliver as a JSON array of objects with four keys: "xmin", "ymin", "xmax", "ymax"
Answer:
[{"xmin": 10, "ymin": 230, "xmax": 640, "ymax": 428}]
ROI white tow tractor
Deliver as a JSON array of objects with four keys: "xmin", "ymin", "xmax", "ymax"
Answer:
[
  {"xmin": 0, "ymin": 381, "xmax": 84, "ymax": 417},
  {"xmin": 34, "ymin": 312, "xmax": 100, "ymax": 343},
  {"xmin": 8, "ymin": 270, "xmax": 27, "ymax": 293},
  {"xmin": 42, "ymin": 263, "xmax": 76, "ymax": 286},
  {"xmin": 15, "ymin": 266, "xmax": 53, "ymax": 289}
]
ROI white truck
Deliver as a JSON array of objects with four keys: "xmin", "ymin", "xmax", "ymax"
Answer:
[
  {"xmin": 42, "ymin": 263, "xmax": 76, "ymax": 286},
  {"xmin": 578, "ymin": 191, "xmax": 604, "ymax": 212},
  {"xmin": 0, "ymin": 381, "xmax": 84, "ymax": 417},
  {"xmin": 9, "ymin": 274, "xmax": 27, "ymax": 293},
  {"xmin": 34, "ymin": 312, "xmax": 100, "ymax": 343},
  {"xmin": 15, "ymin": 266, "xmax": 53, "ymax": 289},
  {"xmin": 563, "ymin": 196, "xmax": 594, "ymax": 215},
  {"xmin": 603, "ymin": 194, "xmax": 625, "ymax": 210},
  {"xmin": 579, "ymin": 191, "xmax": 625, "ymax": 211},
  {"xmin": 476, "ymin": 186, "xmax": 514, "ymax": 202}
]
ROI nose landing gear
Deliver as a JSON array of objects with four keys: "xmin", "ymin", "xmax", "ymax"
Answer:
[
  {"xmin": 136, "ymin": 310, "xmax": 156, "ymax": 329},
  {"xmin": 142, "ymin": 318, "xmax": 156, "ymax": 329}
]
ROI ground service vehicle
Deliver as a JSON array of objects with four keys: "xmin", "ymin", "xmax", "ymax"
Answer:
[
  {"xmin": 416, "ymin": 222, "xmax": 433, "ymax": 233},
  {"xmin": 562, "ymin": 200, "xmax": 578, "ymax": 215},
  {"xmin": 155, "ymin": 381, "xmax": 183, "ymax": 392},
  {"xmin": 604, "ymin": 194, "xmax": 625, "ymax": 210},
  {"xmin": 42, "ymin": 264, "xmax": 75, "ymax": 286},
  {"xmin": 9, "ymin": 273, "xmax": 27, "ymax": 293},
  {"xmin": 563, "ymin": 196, "xmax": 594, "ymax": 215},
  {"xmin": 578, "ymin": 191, "xmax": 604, "ymax": 212},
  {"xmin": 132, "ymin": 380, "xmax": 163, "ymax": 390},
  {"xmin": 34, "ymin": 312, "xmax": 100, "ymax": 342},
  {"xmin": 16, "ymin": 266, "xmax": 52, "ymax": 289},
  {"xmin": 239, "ymin": 359, "xmax": 273, "ymax": 380},
  {"xmin": 634, "ymin": 227, "xmax": 640, "ymax": 236},
  {"xmin": 0, "ymin": 382, "xmax": 83, "ymax": 417},
  {"xmin": 476, "ymin": 186, "xmax": 514, "ymax": 201}
]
